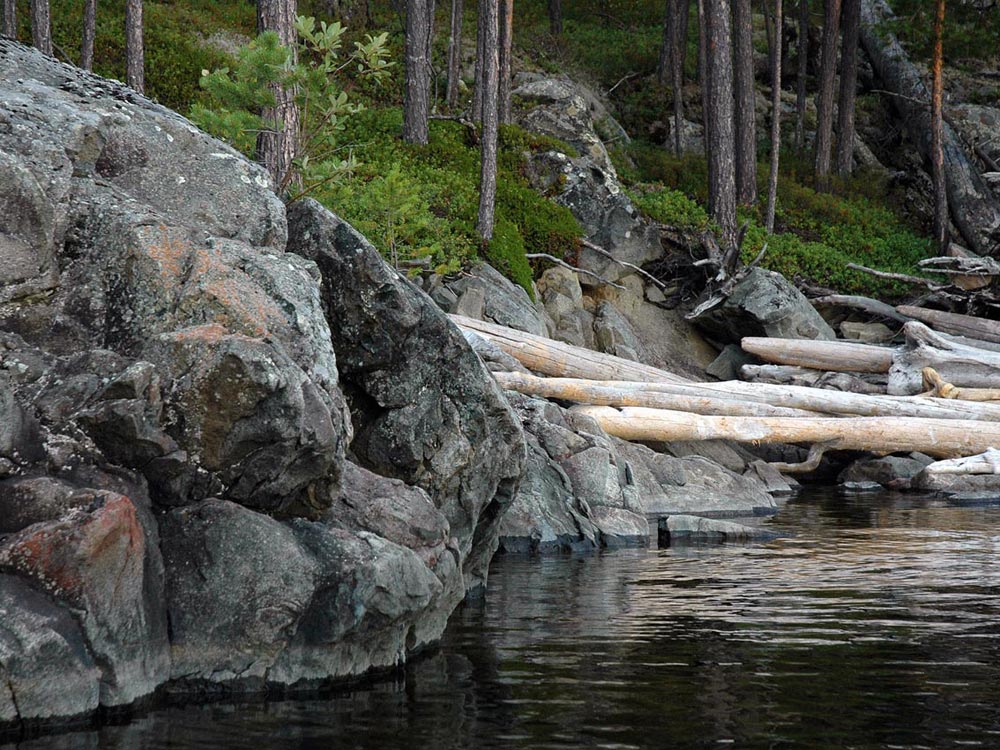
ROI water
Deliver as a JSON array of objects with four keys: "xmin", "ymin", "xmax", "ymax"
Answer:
[{"xmin": 7, "ymin": 488, "xmax": 1000, "ymax": 750}]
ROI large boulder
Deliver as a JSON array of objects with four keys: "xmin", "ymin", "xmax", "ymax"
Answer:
[
  {"xmin": 445, "ymin": 263, "xmax": 549, "ymax": 337},
  {"xmin": 286, "ymin": 198, "xmax": 526, "ymax": 593}
]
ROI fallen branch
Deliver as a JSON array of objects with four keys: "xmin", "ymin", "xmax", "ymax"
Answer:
[
  {"xmin": 811, "ymin": 294, "xmax": 912, "ymax": 324},
  {"xmin": 896, "ymin": 304, "xmax": 1000, "ymax": 344},
  {"xmin": 579, "ymin": 238, "xmax": 668, "ymax": 291},
  {"xmin": 525, "ymin": 253, "xmax": 627, "ymax": 289},
  {"xmin": 768, "ymin": 442, "xmax": 834, "ymax": 473},
  {"xmin": 847, "ymin": 263, "xmax": 944, "ymax": 290}
]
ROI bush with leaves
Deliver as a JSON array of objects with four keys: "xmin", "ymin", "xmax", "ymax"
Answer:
[{"xmin": 190, "ymin": 16, "xmax": 392, "ymax": 197}]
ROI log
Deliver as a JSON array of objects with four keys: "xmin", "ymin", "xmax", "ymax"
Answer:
[
  {"xmin": 496, "ymin": 372, "xmax": 1000, "ymax": 421},
  {"xmin": 571, "ymin": 405, "xmax": 1000, "ymax": 457},
  {"xmin": 495, "ymin": 371, "xmax": 818, "ymax": 417},
  {"xmin": 896, "ymin": 305, "xmax": 1000, "ymax": 344},
  {"xmin": 451, "ymin": 314, "xmax": 691, "ymax": 384},
  {"xmin": 889, "ymin": 321, "xmax": 1000, "ymax": 394},
  {"xmin": 811, "ymin": 294, "xmax": 912, "ymax": 324},
  {"xmin": 741, "ymin": 336, "xmax": 894, "ymax": 373},
  {"xmin": 922, "ymin": 367, "xmax": 1000, "ymax": 402},
  {"xmin": 922, "ymin": 448, "xmax": 1000, "ymax": 475},
  {"xmin": 739, "ymin": 364, "xmax": 887, "ymax": 394},
  {"xmin": 860, "ymin": 0, "xmax": 1000, "ymax": 257}
]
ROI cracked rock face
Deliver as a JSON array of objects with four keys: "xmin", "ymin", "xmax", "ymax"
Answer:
[{"xmin": 0, "ymin": 40, "xmax": 526, "ymax": 731}]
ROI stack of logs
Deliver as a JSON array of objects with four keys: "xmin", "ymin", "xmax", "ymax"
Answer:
[{"xmin": 452, "ymin": 309, "xmax": 1000, "ymax": 482}]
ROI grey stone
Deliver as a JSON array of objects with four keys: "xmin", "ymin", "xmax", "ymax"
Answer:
[
  {"xmin": 842, "ymin": 481, "xmax": 884, "ymax": 491},
  {"xmin": 660, "ymin": 515, "xmax": 780, "ymax": 543},
  {"xmin": 839, "ymin": 456, "xmax": 929, "ymax": 487},
  {"xmin": 746, "ymin": 460, "xmax": 796, "ymax": 494},
  {"xmin": 594, "ymin": 300, "xmax": 647, "ymax": 362},
  {"xmin": 697, "ymin": 268, "xmax": 837, "ymax": 342},
  {"xmin": 706, "ymin": 344, "xmax": 757, "ymax": 381},
  {"xmin": 286, "ymin": 199, "xmax": 526, "ymax": 594},
  {"xmin": 840, "ymin": 321, "xmax": 895, "ymax": 343},
  {"xmin": 448, "ymin": 263, "xmax": 548, "ymax": 336},
  {"xmin": 453, "ymin": 287, "xmax": 486, "ymax": 319},
  {"xmin": 0, "ymin": 575, "xmax": 101, "ymax": 724},
  {"xmin": 911, "ymin": 471, "xmax": 1000, "ymax": 495}
]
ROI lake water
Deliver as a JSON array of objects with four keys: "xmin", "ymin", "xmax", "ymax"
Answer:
[{"xmin": 7, "ymin": 488, "xmax": 1000, "ymax": 750}]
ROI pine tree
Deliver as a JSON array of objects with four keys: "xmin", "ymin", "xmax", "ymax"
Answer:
[
  {"xmin": 704, "ymin": 0, "xmax": 737, "ymax": 248},
  {"xmin": 794, "ymin": 0, "xmax": 808, "ymax": 149},
  {"xmin": 125, "ymin": 0, "xmax": 144, "ymax": 92},
  {"xmin": 81, "ymin": 0, "xmax": 97, "ymax": 71},
  {"xmin": 2, "ymin": 0, "xmax": 15, "ymax": 39},
  {"xmin": 498, "ymin": 0, "xmax": 513, "ymax": 123},
  {"xmin": 30, "ymin": 0, "xmax": 52, "ymax": 55},
  {"xmin": 834, "ymin": 0, "xmax": 860, "ymax": 175},
  {"xmin": 766, "ymin": 0, "xmax": 783, "ymax": 233},
  {"xmin": 446, "ymin": 0, "xmax": 464, "ymax": 109},
  {"xmin": 547, "ymin": 0, "xmax": 561, "ymax": 36},
  {"xmin": 476, "ymin": 0, "xmax": 499, "ymax": 241},
  {"xmin": 733, "ymin": 0, "xmax": 758, "ymax": 205},
  {"xmin": 813, "ymin": 0, "xmax": 841, "ymax": 188},
  {"xmin": 931, "ymin": 0, "xmax": 948, "ymax": 251},
  {"xmin": 403, "ymin": 0, "xmax": 436, "ymax": 144},
  {"xmin": 256, "ymin": 0, "xmax": 298, "ymax": 189},
  {"xmin": 672, "ymin": 0, "xmax": 690, "ymax": 156}
]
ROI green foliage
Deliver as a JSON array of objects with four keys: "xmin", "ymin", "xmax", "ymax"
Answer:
[
  {"xmin": 190, "ymin": 16, "xmax": 391, "ymax": 193},
  {"xmin": 886, "ymin": 0, "xmax": 1000, "ymax": 66},
  {"xmin": 630, "ymin": 187, "xmax": 710, "ymax": 232}
]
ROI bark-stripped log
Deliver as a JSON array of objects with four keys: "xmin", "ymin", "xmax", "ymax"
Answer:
[
  {"xmin": 571, "ymin": 405, "xmax": 1000, "ymax": 457},
  {"xmin": 889, "ymin": 322, "xmax": 1000, "ymax": 394},
  {"xmin": 859, "ymin": 0, "xmax": 1000, "ymax": 256},
  {"xmin": 496, "ymin": 372, "xmax": 1000, "ymax": 421},
  {"xmin": 739, "ymin": 364, "xmax": 888, "ymax": 393},
  {"xmin": 896, "ymin": 305, "xmax": 1000, "ymax": 344},
  {"xmin": 922, "ymin": 448, "xmax": 1000, "ymax": 475},
  {"xmin": 741, "ymin": 336, "xmax": 894, "ymax": 373},
  {"xmin": 451, "ymin": 315, "xmax": 691, "ymax": 383}
]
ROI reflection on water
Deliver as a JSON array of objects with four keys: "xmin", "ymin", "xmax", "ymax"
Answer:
[{"xmin": 7, "ymin": 488, "xmax": 1000, "ymax": 750}]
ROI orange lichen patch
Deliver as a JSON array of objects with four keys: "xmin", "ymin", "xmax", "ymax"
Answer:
[
  {"xmin": 0, "ymin": 493, "xmax": 144, "ymax": 605},
  {"xmin": 185, "ymin": 247, "xmax": 285, "ymax": 339},
  {"xmin": 136, "ymin": 225, "xmax": 193, "ymax": 287},
  {"xmin": 169, "ymin": 323, "xmax": 232, "ymax": 345}
]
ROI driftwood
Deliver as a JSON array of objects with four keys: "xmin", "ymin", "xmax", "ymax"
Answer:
[
  {"xmin": 922, "ymin": 448, "xmax": 1000, "ymax": 475},
  {"xmin": 450, "ymin": 315, "xmax": 690, "ymax": 384},
  {"xmin": 767, "ymin": 442, "xmax": 834, "ymax": 473},
  {"xmin": 496, "ymin": 372, "xmax": 1000, "ymax": 421},
  {"xmin": 571, "ymin": 405, "xmax": 1000, "ymax": 458},
  {"xmin": 922, "ymin": 367, "xmax": 1000, "ymax": 402},
  {"xmin": 739, "ymin": 364, "xmax": 888, "ymax": 394},
  {"xmin": 860, "ymin": 0, "xmax": 1000, "ymax": 257},
  {"xmin": 811, "ymin": 294, "xmax": 912, "ymax": 324},
  {"xmin": 494, "ymin": 371, "xmax": 816, "ymax": 417},
  {"xmin": 889, "ymin": 322, "xmax": 1000, "ymax": 394},
  {"xmin": 896, "ymin": 305, "xmax": 1000, "ymax": 344},
  {"xmin": 741, "ymin": 337, "xmax": 894, "ymax": 373}
]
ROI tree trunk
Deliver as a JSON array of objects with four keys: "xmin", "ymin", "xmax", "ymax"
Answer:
[
  {"xmin": 498, "ymin": 0, "xmax": 513, "ymax": 124},
  {"xmin": 896, "ymin": 305, "xmax": 1000, "ymax": 344},
  {"xmin": 403, "ymin": 0, "xmax": 436, "ymax": 144},
  {"xmin": 813, "ymin": 0, "xmax": 841, "ymax": 188},
  {"xmin": 256, "ymin": 0, "xmax": 299, "ymax": 191},
  {"xmin": 795, "ymin": 0, "xmax": 808, "ymax": 150},
  {"xmin": 475, "ymin": 0, "xmax": 499, "ymax": 241},
  {"xmin": 547, "ymin": 0, "xmax": 561, "ymax": 36},
  {"xmin": 672, "ymin": 0, "xmax": 690, "ymax": 156},
  {"xmin": 930, "ymin": 0, "xmax": 948, "ymax": 252},
  {"xmin": 472, "ymin": 0, "xmax": 485, "ymax": 120},
  {"xmin": 704, "ymin": 0, "xmax": 737, "ymax": 248},
  {"xmin": 572, "ymin": 405, "xmax": 1000, "ymax": 458},
  {"xmin": 765, "ymin": 0, "xmax": 783, "ymax": 232},
  {"xmin": 451, "ymin": 315, "xmax": 691, "ymax": 383},
  {"xmin": 2, "ymin": 0, "xmax": 15, "ymax": 40},
  {"xmin": 30, "ymin": 0, "xmax": 52, "ymax": 55},
  {"xmin": 657, "ymin": 0, "xmax": 673, "ymax": 85},
  {"xmin": 125, "ymin": 0, "xmax": 144, "ymax": 92},
  {"xmin": 446, "ymin": 0, "xmax": 463, "ymax": 109},
  {"xmin": 834, "ymin": 0, "xmax": 859, "ymax": 175},
  {"xmin": 859, "ymin": 0, "xmax": 1000, "ymax": 256},
  {"xmin": 733, "ymin": 0, "xmax": 758, "ymax": 205},
  {"xmin": 740, "ymin": 364, "xmax": 888, "ymax": 393},
  {"xmin": 81, "ymin": 0, "xmax": 97, "ymax": 71},
  {"xmin": 697, "ymin": 0, "xmax": 708, "ymax": 156},
  {"xmin": 742, "ymin": 336, "xmax": 894, "ymax": 372}
]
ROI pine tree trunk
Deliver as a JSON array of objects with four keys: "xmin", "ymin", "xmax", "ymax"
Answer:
[
  {"xmin": 766, "ymin": 0, "xmax": 783, "ymax": 232},
  {"xmin": 476, "ymin": 0, "xmax": 499, "ymax": 241},
  {"xmin": 2, "ymin": 0, "xmax": 15, "ymax": 39},
  {"xmin": 834, "ymin": 0, "xmax": 860, "ymax": 175},
  {"xmin": 446, "ymin": 0, "xmax": 463, "ymax": 109},
  {"xmin": 672, "ymin": 0, "xmax": 689, "ymax": 156},
  {"xmin": 81, "ymin": 0, "xmax": 97, "ymax": 71},
  {"xmin": 733, "ymin": 0, "xmax": 757, "ymax": 205},
  {"xmin": 125, "ymin": 0, "xmax": 144, "ymax": 92},
  {"xmin": 813, "ymin": 0, "xmax": 841, "ymax": 188},
  {"xmin": 794, "ymin": 0, "xmax": 808, "ymax": 150},
  {"xmin": 548, "ymin": 0, "xmax": 561, "ymax": 36},
  {"xmin": 657, "ymin": 0, "xmax": 673, "ymax": 85},
  {"xmin": 704, "ymin": 0, "xmax": 737, "ymax": 248},
  {"xmin": 30, "ymin": 0, "xmax": 52, "ymax": 55},
  {"xmin": 256, "ymin": 0, "xmax": 299, "ymax": 191},
  {"xmin": 403, "ymin": 0, "xmax": 436, "ymax": 144},
  {"xmin": 697, "ymin": 0, "xmax": 708, "ymax": 159},
  {"xmin": 498, "ymin": 0, "xmax": 513, "ymax": 124},
  {"xmin": 930, "ymin": 0, "xmax": 947, "ymax": 252},
  {"xmin": 472, "ymin": 0, "xmax": 485, "ymax": 120}
]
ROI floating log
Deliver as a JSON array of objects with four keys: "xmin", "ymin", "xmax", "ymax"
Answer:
[
  {"xmin": 896, "ymin": 305, "xmax": 1000, "ymax": 344},
  {"xmin": 451, "ymin": 314, "xmax": 690, "ymax": 384},
  {"xmin": 571, "ymin": 405, "xmax": 1000, "ymax": 458},
  {"xmin": 739, "ymin": 364, "xmax": 887, "ymax": 394},
  {"xmin": 860, "ymin": 0, "xmax": 1000, "ymax": 257},
  {"xmin": 922, "ymin": 448, "xmax": 1000, "ymax": 475},
  {"xmin": 741, "ymin": 337, "xmax": 893, "ymax": 373},
  {"xmin": 496, "ymin": 372, "xmax": 1000, "ymax": 422},
  {"xmin": 495, "ymin": 371, "xmax": 817, "ymax": 417}
]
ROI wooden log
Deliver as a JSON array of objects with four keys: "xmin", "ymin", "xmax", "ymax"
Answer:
[
  {"xmin": 741, "ymin": 336, "xmax": 894, "ymax": 373},
  {"xmin": 739, "ymin": 364, "xmax": 887, "ymax": 394},
  {"xmin": 496, "ymin": 372, "xmax": 1000, "ymax": 421},
  {"xmin": 922, "ymin": 367, "xmax": 1000, "ymax": 401},
  {"xmin": 922, "ymin": 448, "xmax": 1000, "ymax": 475},
  {"xmin": 495, "ymin": 371, "xmax": 817, "ymax": 417},
  {"xmin": 889, "ymin": 321, "xmax": 1000, "ymax": 394},
  {"xmin": 571, "ymin": 405, "xmax": 1000, "ymax": 457},
  {"xmin": 811, "ymin": 294, "xmax": 912, "ymax": 324},
  {"xmin": 896, "ymin": 305, "xmax": 1000, "ymax": 344},
  {"xmin": 451, "ymin": 314, "xmax": 691, "ymax": 384}
]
